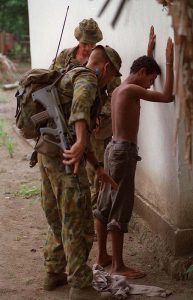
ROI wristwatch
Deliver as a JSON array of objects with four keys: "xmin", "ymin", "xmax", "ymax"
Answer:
[{"xmin": 94, "ymin": 161, "xmax": 104, "ymax": 170}]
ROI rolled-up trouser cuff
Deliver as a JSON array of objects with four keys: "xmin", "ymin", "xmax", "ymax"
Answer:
[
  {"xmin": 107, "ymin": 219, "xmax": 128, "ymax": 233},
  {"xmin": 94, "ymin": 210, "xmax": 128, "ymax": 233},
  {"xmin": 93, "ymin": 209, "xmax": 108, "ymax": 225}
]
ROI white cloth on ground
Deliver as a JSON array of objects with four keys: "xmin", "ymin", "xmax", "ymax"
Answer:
[{"xmin": 92, "ymin": 264, "xmax": 172, "ymax": 299}]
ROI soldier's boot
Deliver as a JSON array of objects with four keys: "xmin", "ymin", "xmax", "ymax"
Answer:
[
  {"xmin": 43, "ymin": 272, "xmax": 68, "ymax": 291},
  {"xmin": 69, "ymin": 287, "xmax": 112, "ymax": 300}
]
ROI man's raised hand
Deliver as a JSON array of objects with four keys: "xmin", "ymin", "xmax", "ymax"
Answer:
[
  {"xmin": 166, "ymin": 37, "xmax": 174, "ymax": 66},
  {"xmin": 147, "ymin": 25, "xmax": 156, "ymax": 58}
]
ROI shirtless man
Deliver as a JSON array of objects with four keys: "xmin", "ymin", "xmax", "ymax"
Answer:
[{"xmin": 94, "ymin": 37, "xmax": 174, "ymax": 278}]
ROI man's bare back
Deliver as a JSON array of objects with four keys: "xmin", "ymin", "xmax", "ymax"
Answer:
[{"xmin": 112, "ymin": 80, "xmax": 141, "ymax": 144}]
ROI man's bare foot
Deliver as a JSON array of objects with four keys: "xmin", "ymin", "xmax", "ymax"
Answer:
[
  {"xmin": 111, "ymin": 266, "xmax": 146, "ymax": 279},
  {"xmin": 97, "ymin": 254, "xmax": 112, "ymax": 267}
]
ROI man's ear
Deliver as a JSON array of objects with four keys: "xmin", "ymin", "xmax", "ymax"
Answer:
[
  {"xmin": 104, "ymin": 62, "xmax": 111, "ymax": 73},
  {"xmin": 138, "ymin": 67, "xmax": 146, "ymax": 76}
]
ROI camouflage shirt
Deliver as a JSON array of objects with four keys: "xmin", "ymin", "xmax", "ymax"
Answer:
[
  {"xmin": 59, "ymin": 66, "xmax": 98, "ymax": 130},
  {"xmin": 49, "ymin": 46, "xmax": 80, "ymax": 70},
  {"xmin": 51, "ymin": 46, "xmax": 121, "ymax": 139}
]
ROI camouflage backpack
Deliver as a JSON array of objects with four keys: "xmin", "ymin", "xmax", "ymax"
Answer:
[{"xmin": 15, "ymin": 68, "xmax": 65, "ymax": 139}]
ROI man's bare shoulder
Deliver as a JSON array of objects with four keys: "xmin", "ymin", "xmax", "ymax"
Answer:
[
  {"xmin": 114, "ymin": 83, "xmax": 143, "ymax": 99},
  {"xmin": 124, "ymin": 83, "xmax": 145, "ymax": 92}
]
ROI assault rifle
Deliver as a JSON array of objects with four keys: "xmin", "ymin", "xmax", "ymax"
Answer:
[{"xmin": 31, "ymin": 84, "xmax": 81, "ymax": 193}]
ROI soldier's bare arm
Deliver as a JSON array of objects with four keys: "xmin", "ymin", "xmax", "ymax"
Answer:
[{"xmin": 63, "ymin": 120, "xmax": 87, "ymax": 173}]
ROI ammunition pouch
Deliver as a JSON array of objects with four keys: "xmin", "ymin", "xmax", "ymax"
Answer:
[{"xmin": 35, "ymin": 135, "xmax": 61, "ymax": 157}]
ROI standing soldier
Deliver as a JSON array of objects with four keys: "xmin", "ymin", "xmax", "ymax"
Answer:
[
  {"xmin": 38, "ymin": 45, "xmax": 122, "ymax": 300},
  {"xmin": 50, "ymin": 18, "xmax": 121, "ymax": 210}
]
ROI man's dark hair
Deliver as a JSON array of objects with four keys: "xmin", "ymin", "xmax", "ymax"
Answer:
[{"xmin": 130, "ymin": 55, "xmax": 161, "ymax": 75}]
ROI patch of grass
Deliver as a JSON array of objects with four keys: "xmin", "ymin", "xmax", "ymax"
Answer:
[
  {"xmin": 5, "ymin": 136, "xmax": 15, "ymax": 158},
  {"xmin": 15, "ymin": 185, "xmax": 41, "ymax": 199},
  {"xmin": 0, "ymin": 120, "xmax": 15, "ymax": 157},
  {"xmin": 0, "ymin": 121, "xmax": 7, "ymax": 145}
]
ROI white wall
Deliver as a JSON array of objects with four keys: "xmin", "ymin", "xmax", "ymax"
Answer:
[{"xmin": 28, "ymin": 0, "xmax": 193, "ymax": 229}]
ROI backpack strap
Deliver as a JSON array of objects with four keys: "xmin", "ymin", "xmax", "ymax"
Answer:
[{"xmin": 49, "ymin": 71, "xmax": 65, "ymax": 89}]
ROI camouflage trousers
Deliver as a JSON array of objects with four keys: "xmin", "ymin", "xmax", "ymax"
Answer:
[
  {"xmin": 86, "ymin": 134, "xmax": 105, "ymax": 210},
  {"xmin": 38, "ymin": 153, "xmax": 94, "ymax": 288}
]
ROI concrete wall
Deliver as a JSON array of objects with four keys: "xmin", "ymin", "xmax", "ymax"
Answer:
[{"xmin": 28, "ymin": 0, "xmax": 193, "ymax": 256}]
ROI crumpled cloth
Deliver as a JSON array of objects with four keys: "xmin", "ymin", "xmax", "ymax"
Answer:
[{"xmin": 92, "ymin": 264, "xmax": 172, "ymax": 299}]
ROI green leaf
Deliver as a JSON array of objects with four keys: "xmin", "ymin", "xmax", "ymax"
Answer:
[{"xmin": 185, "ymin": 264, "xmax": 193, "ymax": 274}]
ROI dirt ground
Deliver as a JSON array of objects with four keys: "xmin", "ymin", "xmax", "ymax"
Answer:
[{"xmin": 0, "ymin": 71, "xmax": 193, "ymax": 300}]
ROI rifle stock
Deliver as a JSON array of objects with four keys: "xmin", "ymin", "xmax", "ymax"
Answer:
[{"xmin": 32, "ymin": 85, "xmax": 74, "ymax": 175}]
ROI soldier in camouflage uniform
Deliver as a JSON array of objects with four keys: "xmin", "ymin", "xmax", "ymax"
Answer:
[
  {"xmin": 50, "ymin": 18, "xmax": 121, "ymax": 210},
  {"xmin": 38, "ymin": 45, "xmax": 122, "ymax": 300},
  {"xmin": 50, "ymin": 18, "xmax": 103, "ymax": 70}
]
